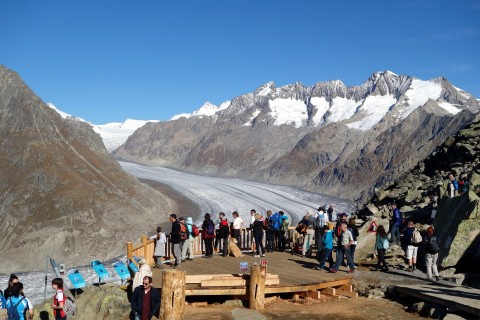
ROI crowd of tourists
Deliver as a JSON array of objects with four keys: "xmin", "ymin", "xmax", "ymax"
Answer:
[{"xmin": 146, "ymin": 199, "xmax": 443, "ymax": 282}]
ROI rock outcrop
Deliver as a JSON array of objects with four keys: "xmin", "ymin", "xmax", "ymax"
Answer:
[
  {"xmin": 359, "ymin": 116, "xmax": 480, "ymax": 272},
  {"xmin": 114, "ymin": 71, "xmax": 479, "ymax": 201},
  {"xmin": 0, "ymin": 65, "xmax": 171, "ymax": 272}
]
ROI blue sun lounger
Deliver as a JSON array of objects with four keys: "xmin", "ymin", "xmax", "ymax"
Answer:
[
  {"xmin": 90, "ymin": 260, "xmax": 110, "ymax": 280},
  {"xmin": 113, "ymin": 261, "xmax": 130, "ymax": 280},
  {"xmin": 67, "ymin": 269, "xmax": 86, "ymax": 289}
]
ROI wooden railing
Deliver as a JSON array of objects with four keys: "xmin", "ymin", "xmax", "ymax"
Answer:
[{"xmin": 127, "ymin": 227, "xmax": 301, "ymax": 266}]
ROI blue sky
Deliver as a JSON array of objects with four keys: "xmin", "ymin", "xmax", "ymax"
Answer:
[{"xmin": 1, "ymin": 0, "xmax": 479, "ymax": 124}]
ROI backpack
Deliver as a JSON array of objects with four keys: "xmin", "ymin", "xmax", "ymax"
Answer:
[
  {"xmin": 268, "ymin": 213, "xmax": 281, "ymax": 231},
  {"xmin": 295, "ymin": 221, "xmax": 307, "ymax": 234},
  {"xmin": 63, "ymin": 296, "xmax": 76, "ymax": 316},
  {"xmin": 179, "ymin": 223, "xmax": 188, "ymax": 240},
  {"xmin": 427, "ymin": 236, "xmax": 440, "ymax": 254},
  {"xmin": 7, "ymin": 297, "xmax": 25, "ymax": 320},
  {"xmin": 411, "ymin": 228, "xmax": 422, "ymax": 244},
  {"xmin": 206, "ymin": 221, "xmax": 215, "ymax": 235},
  {"xmin": 281, "ymin": 218, "xmax": 289, "ymax": 232},
  {"xmin": 313, "ymin": 213, "xmax": 326, "ymax": 230},
  {"xmin": 191, "ymin": 224, "xmax": 199, "ymax": 237}
]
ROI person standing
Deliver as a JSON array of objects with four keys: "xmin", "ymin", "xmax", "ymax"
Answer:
[
  {"xmin": 278, "ymin": 211, "xmax": 289, "ymax": 252},
  {"xmin": 169, "ymin": 214, "xmax": 182, "ymax": 268},
  {"xmin": 202, "ymin": 213, "xmax": 215, "ymax": 258},
  {"xmin": 327, "ymin": 204, "xmax": 335, "ymax": 222},
  {"xmin": 131, "ymin": 276, "xmax": 160, "ymax": 320},
  {"xmin": 51, "ymin": 278, "xmax": 67, "ymax": 320},
  {"xmin": 424, "ymin": 227, "xmax": 440, "ymax": 281},
  {"xmin": 217, "ymin": 212, "xmax": 230, "ymax": 257},
  {"xmin": 403, "ymin": 220, "xmax": 419, "ymax": 272},
  {"xmin": 252, "ymin": 213, "xmax": 266, "ymax": 257},
  {"xmin": 390, "ymin": 203, "xmax": 403, "ymax": 245},
  {"xmin": 448, "ymin": 174, "xmax": 459, "ymax": 197},
  {"xmin": 17, "ymin": 283, "xmax": 33, "ymax": 319},
  {"xmin": 330, "ymin": 223, "xmax": 355, "ymax": 273},
  {"xmin": 302, "ymin": 210, "xmax": 316, "ymax": 257},
  {"xmin": 265, "ymin": 210, "xmax": 275, "ymax": 253},
  {"xmin": 150, "ymin": 227, "xmax": 166, "ymax": 268},
  {"xmin": 5, "ymin": 284, "xmax": 30, "ymax": 320},
  {"xmin": 374, "ymin": 225, "xmax": 390, "ymax": 272},
  {"xmin": 315, "ymin": 225, "xmax": 334, "ymax": 271},
  {"xmin": 4, "ymin": 274, "xmax": 19, "ymax": 300},
  {"xmin": 231, "ymin": 211, "xmax": 244, "ymax": 247},
  {"xmin": 180, "ymin": 217, "xmax": 194, "ymax": 261},
  {"xmin": 249, "ymin": 209, "xmax": 257, "ymax": 253},
  {"xmin": 348, "ymin": 217, "xmax": 359, "ymax": 264}
]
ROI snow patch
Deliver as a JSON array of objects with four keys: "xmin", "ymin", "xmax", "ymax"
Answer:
[
  {"xmin": 47, "ymin": 103, "xmax": 86, "ymax": 122},
  {"xmin": 401, "ymin": 79, "xmax": 442, "ymax": 118},
  {"xmin": 438, "ymin": 102, "xmax": 462, "ymax": 115},
  {"xmin": 268, "ymin": 98, "xmax": 308, "ymax": 128},
  {"xmin": 310, "ymin": 97, "xmax": 330, "ymax": 126},
  {"xmin": 326, "ymin": 97, "xmax": 360, "ymax": 123},
  {"xmin": 243, "ymin": 110, "xmax": 261, "ymax": 126},
  {"xmin": 347, "ymin": 95, "xmax": 396, "ymax": 130}
]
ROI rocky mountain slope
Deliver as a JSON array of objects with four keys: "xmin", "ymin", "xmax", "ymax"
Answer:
[
  {"xmin": 360, "ymin": 117, "xmax": 480, "ymax": 277},
  {"xmin": 0, "ymin": 65, "xmax": 171, "ymax": 272},
  {"xmin": 114, "ymin": 71, "xmax": 479, "ymax": 200}
]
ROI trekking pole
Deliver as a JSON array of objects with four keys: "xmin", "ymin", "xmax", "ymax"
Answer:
[{"xmin": 44, "ymin": 256, "xmax": 48, "ymax": 300}]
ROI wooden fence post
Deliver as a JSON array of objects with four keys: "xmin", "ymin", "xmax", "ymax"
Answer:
[
  {"xmin": 160, "ymin": 269, "xmax": 186, "ymax": 320},
  {"xmin": 249, "ymin": 265, "xmax": 266, "ymax": 310},
  {"xmin": 141, "ymin": 235, "xmax": 148, "ymax": 261}
]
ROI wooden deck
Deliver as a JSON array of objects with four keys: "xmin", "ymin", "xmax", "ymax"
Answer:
[
  {"xmin": 151, "ymin": 251, "xmax": 353, "ymax": 297},
  {"xmin": 396, "ymin": 283, "xmax": 480, "ymax": 317}
]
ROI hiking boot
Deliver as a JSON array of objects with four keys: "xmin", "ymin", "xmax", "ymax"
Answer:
[
  {"xmin": 315, "ymin": 266, "xmax": 323, "ymax": 270},
  {"xmin": 348, "ymin": 269, "xmax": 355, "ymax": 273},
  {"xmin": 261, "ymin": 254, "xmax": 265, "ymax": 257},
  {"xmin": 408, "ymin": 266, "xmax": 413, "ymax": 272},
  {"xmin": 329, "ymin": 268, "xmax": 337, "ymax": 273},
  {"xmin": 173, "ymin": 264, "xmax": 180, "ymax": 269},
  {"xmin": 412, "ymin": 264, "xmax": 416, "ymax": 271},
  {"xmin": 383, "ymin": 268, "xmax": 390, "ymax": 272},
  {"xmin": 435, "ymin": 276, "xmax": 440, "ymax": 282}
]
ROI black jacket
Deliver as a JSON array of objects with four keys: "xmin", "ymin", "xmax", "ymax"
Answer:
[
  {"xmin": 131, "ymin": 285, "xmax": 161, "ymax": 320},
  {"xmin": 170, "ymin": 220, "xmax": 181, "ymax": 244}
]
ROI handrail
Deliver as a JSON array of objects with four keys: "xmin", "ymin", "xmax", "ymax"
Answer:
[{"xmin": 127, "ymin": 227, "xmax": 302, "ymax": 266}]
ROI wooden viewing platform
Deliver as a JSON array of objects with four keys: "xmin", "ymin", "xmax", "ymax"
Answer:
[{"xmin": 150, "ymin": 251, "xmax": 353, "ymax": 297}]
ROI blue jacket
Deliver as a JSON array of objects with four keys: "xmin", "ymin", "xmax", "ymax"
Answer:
[
  {"xmin": 392, "ymin": 208, "xmax": 403, "ymax": 227},
  {"xmin": 322, "ymin": 230, "xmax": 333, "ymax": 250}
]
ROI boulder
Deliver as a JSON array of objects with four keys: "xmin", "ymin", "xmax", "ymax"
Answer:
[{"xmin": 366, "ymin": 204, "xmax": 379, "ymax": 216}]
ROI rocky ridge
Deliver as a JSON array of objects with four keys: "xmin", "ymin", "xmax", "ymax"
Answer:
[
  {"xmin": 114, "ymin": 71, "xmax": 479, "ymax": 201},
  {"xmin": 0, "ymin": 65, "xmax": 171, "ymax": 272},
  {"xmin": 359, "ymin": 116, "xmax": 480, "ymax": 279}
]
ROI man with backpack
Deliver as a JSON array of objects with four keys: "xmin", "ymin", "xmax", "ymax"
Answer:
[
  {"xmin": 217, "ymin": 212, "xmax": 230, "ymax": 257},
  {"xmin": 403, "ymin": 220, "xmax": 421, "ymax": 272},
  {"xmin": 169, "ymin": 214, "xmax": 182, "ymax": 268},
  {"xmin": 5, "ymin": 285, "xmax": 30, "ymax": 320},
  {"xmin": 179, "ymin": 217, "xmax": 192, "ymax": 262},
  {"xmin": 277, "ymin": 211, "xmax": 289, "ymax": 252},
  {"xmin": 314, "ymin": 207, "xmax": 329, "ymax": 257}
]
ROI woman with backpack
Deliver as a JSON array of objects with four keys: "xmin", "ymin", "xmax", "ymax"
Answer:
[
  {"xmin": 202, "ymin": 213, "xmax": 216, "ymax": 258},
  {"xmin": 217, "ymin": 212, "xmax": 230, "ymax": 257},
  {"xmin": 51, "ymin": 278, "xmax": 67, "ymax": 320},
  {"xmin": 374, "ymin": 225, "xmax": 390, "ymax": 272},
  {"xmin": 424, "ymin": 227, "xmax": 440, "ymax": 281}
]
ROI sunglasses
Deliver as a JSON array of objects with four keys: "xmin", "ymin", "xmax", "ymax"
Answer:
[{"xmin": 143, "ymin": 282, "xmax": 150, "ymax": 285}]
